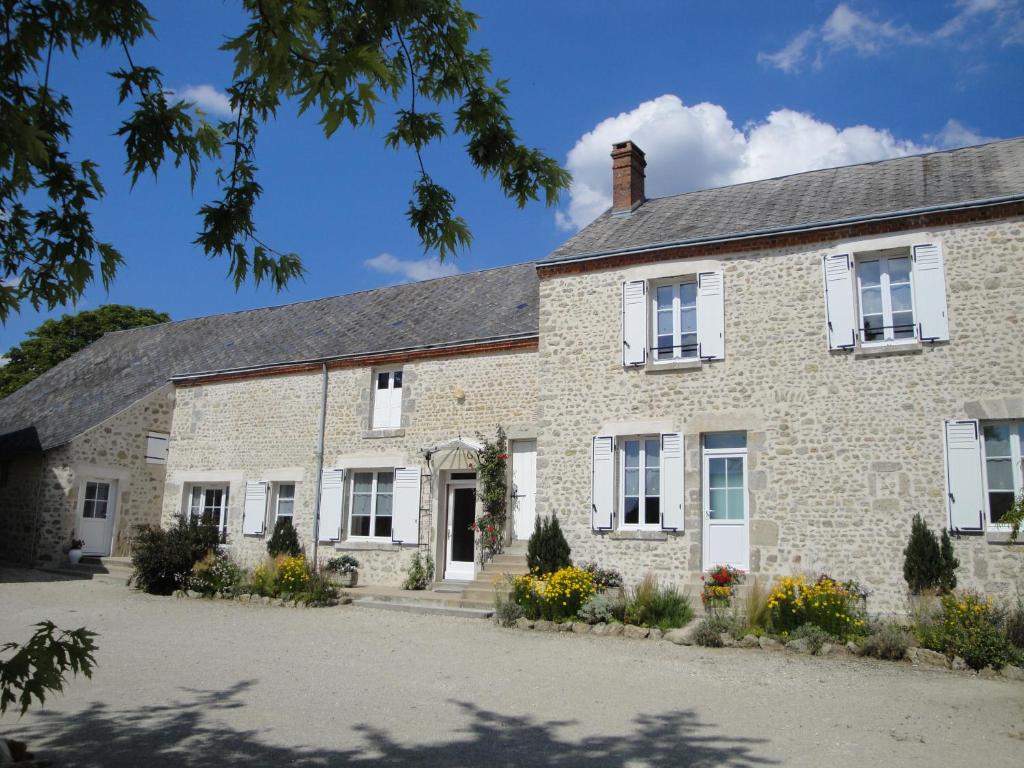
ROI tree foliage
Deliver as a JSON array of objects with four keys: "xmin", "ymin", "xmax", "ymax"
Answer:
[
  {"xmin": 267, "ymin": 516, "xmax": 302, "ymax": 557},
  {"xmin": 903, "ymin": 513, "xmax": 958, "ymax": 595},
  {"xmin": 526, "ymin": 513, "xmax": 571, "ymax": 576},
  {"xmin": 0, "ymin": 621, "xmax": 97, "ymax": 715},
  {"xmin": 0, "ymin": 0, "xmax": 571, "ymax": 322},
  {"xmin": 0, "ymin": 303, "xmax": 168, "ymax": 397}
]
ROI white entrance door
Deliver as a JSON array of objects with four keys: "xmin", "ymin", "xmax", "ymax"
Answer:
[
  {"xmin": 702, "ymin": 448, "xmax": 749, "ymax": 571},
  {"xmin": 445, "ymin": 481, "xmax": 477, "ymax": 580},
  {"xmin": 78, "ymin": 479, "xmax": 117, "ymax": 556},
  {"xmin": 511, "ymin": 439, "xmax": 537, "ymax": 540}
]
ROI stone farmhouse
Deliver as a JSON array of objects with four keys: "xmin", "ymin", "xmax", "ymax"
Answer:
[{"xmin": 2, "ymin": 137, "xmax": 1023, "ymax": 612}]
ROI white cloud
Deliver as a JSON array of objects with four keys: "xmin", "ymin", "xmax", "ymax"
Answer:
[
  {"xmin": 173, "ymin": 84, "xmax": 235, "ymax": 118},
  {"xmin": 928, "ymin": 118, "xmax": 998, "ymax": 148},
  {"xmin": 364, "ymin": 253, "xmax": 460, "ymax": 283},
  {"xmin": 1, "ymin": 274, "xmax": 20, "ymax": 288},
  {"xmin": 557, "ymin": 95, "xmax": 938, "ymax": 230},
  {"xmin": 759, "ymin": 1, "xmax": 1022, "ymax": 73}
]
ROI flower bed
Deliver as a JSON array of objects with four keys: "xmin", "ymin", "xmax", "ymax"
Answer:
[
  {"xmin": 510, "ymin": 566, "xmax": 596, "ymax": 622},
  {"xmin": 767, "ymin": 574, "xmax": 866, "ymax": 639}
]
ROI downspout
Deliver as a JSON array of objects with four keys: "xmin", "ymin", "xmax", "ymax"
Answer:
[{"xmin": 311, "ymin": 363, "xmax": 328, "ymax": 571}]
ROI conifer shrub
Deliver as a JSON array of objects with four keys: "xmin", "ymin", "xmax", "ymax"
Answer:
[
  {"xmin": 267, "ymin": 517, "xmax": 302, "ymax": 558},
  {"xmin": 526, "ymin": 513, "xmax": 571, "ymax": 575},
  {"xmin": 903, "ymin": 514, "xmax": 958, "ymax": 594},
  {"xmin": 132, "ymin": 513, "xmax": 222, "ymax": 595}
]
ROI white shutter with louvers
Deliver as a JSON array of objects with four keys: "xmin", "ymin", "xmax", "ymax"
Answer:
[
  {"xmin": 823, "ymin": 253, "xmax": 856, "ymax": 350},
  {"xmin": 391, "ymin": 467, "xmax": 421, "ymax": 544},
  {"xmin": 912, "ymin": 243, "xmax": 950, "ymax": 342},
  {"xmin": 242, "ymin": 481, "xmax": 268, "ymax": 536},
  {"xmin": 944, "ymin": 420, "xmax": 985, "ymax": 533},
  {"xmin": 660, "ymin": 432, "xmax": 684, "ymax": 531},
  {"xmin": 317, "ymin": 469, "xmax": 345, "ymax": 541},
  {"xmin": 592, "ymin": 436, "xmax": 614, "ymax": 530},
  {"xmin": 696, "ymin": 271, "xmax": 725, "ymax": 360},
  {"xmin": 622, "ymin": 280, "xmax": 647, "ymax": 367}
]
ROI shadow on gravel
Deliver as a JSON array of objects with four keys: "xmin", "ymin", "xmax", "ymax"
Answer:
[
  {"xmin": 0, "ymin": 566, "xmax": 92, "ymax": 584},
  {"xmin": 13, "ymin": 681, "xmax": 777, "ymax": 767}
]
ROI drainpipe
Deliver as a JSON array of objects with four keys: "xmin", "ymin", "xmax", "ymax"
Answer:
[{"xmin": 311, "ymin": 363, "xmax": 329, "ymax": 571}]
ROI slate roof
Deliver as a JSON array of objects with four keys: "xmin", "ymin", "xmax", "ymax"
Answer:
[
  {"xmin": 0, "ymin": 263, "xmax": 538, "ymax": 453},
  {"xmin": 547, "ymin": 137, "xmax": 1024, "ymax": 263}
]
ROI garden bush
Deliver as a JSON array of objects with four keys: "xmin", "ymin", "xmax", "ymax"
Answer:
[
  {"xmin": 741, "ymin": 578, "xmax": 772, "ymax": 633},
  {"xmin": 1005, "ymin": 598, "xmax": 1024, "ymax": 651},
  {"xmin": 275, "ymin": 555, "xmax": 310, "ymax": 595},
  {"xmin": 860, "ymin": 623, "xmax": 911, "ymax": 661},
  {"xmin": 494, "ymin": 587, "xmax": 524, "ymax": 627},
  {"xmin": 324, "ymin": 554, "xmax": 359, "ymax": 574},
  {"xmin": 919, "ymin": 591, "xmax": 1015, "ymax": 670},
  {"xmin": 903, "ymin": 514, "xmax": 958, "ymax": 595},
  {"xmin": 526, "ymin": 514, "xmax": 571, "ymax": 575},
  {"xmin": 767, "ymin": 575, "xmax": 866, "ymax": 639},
  {"xmin": 187, "ymin": 551, "xmax": 243, "ymax": 596},
  {"xmin": 402, "ymin": 551, "xmax": 435, "ymax": 590},
  {"xmin": 511, "ymin": 566, "xmax": 595, "ymax": 621},
  {"xmin": 299, "ymin": 571, "xmax": 340, "ymax": 606},
  {"xmin": 578, "ymin": 561, "xmax": 623, "ymax": 590},
  {"xmin": 624, "ymin": 574, "xmax": 694, "ymax": 630},
  {"xmin": 789, "ymin": 624, "xmax": 841, "ymax": 654},
  {"xmin": 692, "ymin": 614, "xmax": 735, "ymax": 647},
  {"xmin": 577, "ymin": 594, "xmax": 622, "ymax": 625},
  {"xmin": 131, "ymin": 513, "xmax": 222, "ymax": 595},
  {"xmin": 267, "ymin": 517, "xmax": 302, "ymax": 558}
]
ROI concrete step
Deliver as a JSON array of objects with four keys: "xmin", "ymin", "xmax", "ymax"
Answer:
[{"xmin": 352, "ymin": 597, "xmax": 493, "ymax": 619}]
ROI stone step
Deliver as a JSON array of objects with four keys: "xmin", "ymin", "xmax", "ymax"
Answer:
[{"xmin": 352, "ymin": 597, "xmax": 493, "ymax": 619}]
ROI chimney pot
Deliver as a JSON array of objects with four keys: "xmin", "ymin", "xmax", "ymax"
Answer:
[{"xmin": 611, "ymin": 141, "xmax": 646, "ymax": 213}]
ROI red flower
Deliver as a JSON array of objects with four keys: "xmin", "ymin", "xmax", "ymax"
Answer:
[{"xmin": 497, "ymin": 453, "xmax": 509, "ymax": 460}]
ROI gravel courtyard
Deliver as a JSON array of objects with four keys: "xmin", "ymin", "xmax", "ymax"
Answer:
[{"xmin": 1, "ymin": 570, "xmax": 1022, "ymax": 767}]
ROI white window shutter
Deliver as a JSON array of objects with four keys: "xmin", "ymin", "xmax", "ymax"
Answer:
[
  {"xmin": 388, "ymin": 384, "xmax": 402, "ymax": 428},
  {"xmin": 660, "ymin": 433, "xmax": 684, "ymax": 531},
  {"xmin": 242, "ymin": 481, "xmax": 268, "ymax": 536},
  {"xmin": 145, "ymin": 432, "xmax": 169, "ymax": 464},
  {"xmin": 696, "ymin": 271, "xmax": 725, "ymax": 360},
  {"xmin": 912, "ymin": 243, "xmax": 950, "ymax": 342},
  {"xmin": 592, "ymin": 436, "xmax": 614, "ymax": 530},
  {"xmin": 391, "ymin": 467, "xmax": 421, "ymax": 544},
  {"xmin": 622, "ymin": 280, "xmax": 647, "ymax": 367},
  {"xmin": 823, "ymin": 253, "xmax": 856, "ymax": 350},
  {"xmin": 317, "ymin": 469, "xmax": 345, "ymax": 541},
  {"xmin": 372, "ymin": 382, "xmax": 389, "ymax": 429},
  {"xmin": 944, "ymin": 420, "xmax": 985, "ymax": 533}
]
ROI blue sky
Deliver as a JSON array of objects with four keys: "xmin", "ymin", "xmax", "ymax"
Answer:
[{"xmin": 2, "ymin": 0, "xmax": 1022, "ymax": 349}]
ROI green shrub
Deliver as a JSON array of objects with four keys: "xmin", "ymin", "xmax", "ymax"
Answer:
[
  {"xmin": 267, "ymin": 517, "xmax": 302, "ymax": 558},
  {"xmin": 624, "ymin": 573, "xmax": 694, "ymax": 631},
  {"xmin": 790, "ymin": 623, "xmax": 841, "ymax": 654},
  {"xmin": 299, "ymin": 571, "xmax": 340, "ymax": 607},
  {"xmin": 494, "ymin": 587, "xmax": 524, "ymax": 627},
  {"xmin": 693, "ymin": 614, "xmax": 734, "ymax": 647},
  {"xmin": 767, "ymin": 575, "xmax": 866, "ymax": 639},
  {"xmin": 741, "ymin": 578, "xmax": 772, "ymax": 633},
  {"xmin": 247, "ymin": 560, "xmax": 278, "ymax": 597},
  {"xmin": 131, "ymin": 513, "xmax": 222, "ymax": 595},
  {"xmin": 860, "ymin": 623, "xmax": 910, "ymax": 660},
  {"xmin": 510, "ymin": 566, "xmax": 595, "ymax": 621},
  {"xmin": 903, "ymin": 514, "xmax": 958, "ymax": 595},
  {"xmin": 919, "ymin": 591, "xmax": 1015, "ymax": 670},
  {"xmin": 526, "ymin": 514, "xmax": 571, "ymax": 575},
  {"xmin": 187, "ymin": 551, "xmax": 243, "ymax": 596},
  {"xmin": 577, "ymin": 594, "xmax": 621, "ymax": 625},
  {"xmin": 1005, "ymin": 598, "xmax": 1024, "ymax": 651},
  {"xmin": 402, "ymin": 551, "xmax": 434, "ymax": 590}
]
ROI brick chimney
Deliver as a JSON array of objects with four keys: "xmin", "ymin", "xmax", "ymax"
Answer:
[{"xmin": 611, "ymin": 141, "xmax": 646, "ymax": 213}]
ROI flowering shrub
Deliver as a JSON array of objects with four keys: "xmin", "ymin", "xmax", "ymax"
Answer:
[
  {"xmin": 470, "ymin": 513, "xmax": 503, "ymax": 558},
  {"xmin": 275, "ymin": 555, "xmax": 310, "ymax": 595},
  {"xmin": 701, "ymin": 565, "xmax": 743, "ymax": 609},
  {"xmin": 919, "ymin": 590, "xmax": 1015, "ymax": 670},
  {"xmin": 324, "ymin": 555, "xmax": 359, "ymax": 574},
  {"xmin": 187, "ymin": 551, "xmax": 243, "ymax": 596},
  {"xmin": 767, "ymin": 574, "xmax": 866, "ymax": 639},
  {"xmin": 511, "ymin": 566, "xmax": 596, "ymax": 621},
  {"xmin": 473, "ymin": 427, "xmax": 509, "ymax": 559},
  {"xmin": 578, "ymin": 561, "xmax": 623, "ymax": 590}
]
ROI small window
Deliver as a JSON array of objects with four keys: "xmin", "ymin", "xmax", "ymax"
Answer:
[
  {"xmin": 981, "ymin": 422, "xmax": 1024, "ymax": 527},
  {"xmin": 274, "ymin": 483, "xmax": 296, "ymax": 526},
  {"xmin": 83, "ymin": 481, "xmax": 112, "ymax": 520},
  {"xmin": 349, "ymin": 470, "xmax": 394, "ymax": 539},
  {"xmin": 620, "ymin": 437, "xmax": 660, "ymax": 529},
  {"xmin": 145, "ymin": 432, "xmax": 169, "ymax": 464},
  {"xmin": 188, "ymin": 484, "xmax": 229, "ymax": 535},
  {"xmin": 652, "ymin": 280, "xmax": 699, "ymax": 361},
  {"xmin": 372, "ymin": 370, "xmax": 403, "ymax": 430},
  {"xmin": 856, "ymin": 251, "xmax": 915, "ymax": 343}
]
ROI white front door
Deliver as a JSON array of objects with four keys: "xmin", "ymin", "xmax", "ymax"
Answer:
[
  {"xmin": 511, "ymin": 440, "xmax": 537, "ymax": 540},
  {"xmin": 78, "ymin": 479, "xmax": 117, "ymax": 556},
  {"xmin": 444, "ymin": 481, "xmax": 476, "ymax": 581},
  {"xmin": 702, "ymin": 450, "xmax": 749, "ymax": 571}
]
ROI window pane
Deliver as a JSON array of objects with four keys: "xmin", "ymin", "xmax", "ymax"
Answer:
[
  {"xmin": 679, "ymin": 282, "xmax": 697, "ymax": 307},
  {"xmin": 645, "ymin": 439, "xmax": 660, "ymax": 465},
  {"xmin": 708, "ymin": 458, "xmax": 726, "ymax": 488},
  {"xmin": 353, "ymin": 473, "xmax": 374, "ymax": 494},
  {"xmin": 656, "ymin": 285, "xmax": 673, "ymax": 310},
  {"xmin": 657, "ymin": 310, "xmax": 673, "ymax": 336},
  {"xmin": 351, "ymin": 515, "xmax": 370, "ymax": 537},
  {"xmin": 277, "ymin": 499, "xmax": 294, "ymax": 518},
  {"xmin": 644, "ymin": 497, "xmax": 660, "ymax": 526},
  {"xmin": 680, "ymin": 306, "xmax": 697, "ymax": 335},
  {"xmin": 704, "ymin": 432, "xmax": 747, "ymax": 450},
  {"xmin": 888, "ymin": 256, "xmax": 911, "ymax": 284},
  {"xmin": 989, "ymin": 492, "xmax": 1014, "ymax": 524},
  {"xmin": 82, "ymin": 500, "xmax": 95, "ymax": 519},
  {"xmin": 656, "ymin": 334, "xmax": 674, "ymax": 356},
  {"xmin": 93, "ymin": 499, "xmax": 108, "ymax": 519},
  {"xmin": 95, "ymin": 483, "xmax": 109, "ymax": 501},
  {"xmin": 680, "ymin": 332, "xmax": 698, "ymax": 357},
  {"xmin": 376, "ymin": 472, "xmax": 394, "ymax": 494},
  {"xmin": 377, "ymin": 372, "xmax": 389, "ymax": 389},
  {"xmin": 708, "ymin": 488, "xmax": 727, "ymax": 519},
  {"xmin": 984, "ymin": 425, "xmax": 1012, "ymax": 457},
  {"xmin": 727, "ymin": 488, "xmax": 745, "ymax": 520},
  {"xmin": 189, "ymin": 487, "xmax": 202, "ymax": 515},
  {"xmin": 645, "ymin": 468, "xmax": 660, "ymax": 496},
  {"xmin": 860, "ymin": 286, "xmax": 883, "ymax": 315},
  {"xmin": 890, "ymin": 283, "xmax": 912, "ymax": 312},
  {"xmin": 862, "ymin": 314, "xmax": 884, "ymax": 341},
  {"xmin": 352, "ymin": 493, "xmax": 372, "ymax": 517},
  {"xmin": 393, "ymin": 371, "xmax": 402, "ymax": 389},
  {"xmin": 376, "ymin": 490, "xmax": 393, "ymax": 519},
  {"xmin": 624, "ymin": 440, "xmax": 640, "ymax": 468},
  {"xmin": 374, "ymin": 515, "xmax": 393, "ymax": 538},
  {"xmin": 892, "ymin": 311, "xmax": 915, "ymax": 339},
  {"xmin": 986, "ymin": 458, "xmax": 1014, "ymax": 490},
  {"xmin": 623, "ymin": 497, "xmax": 639, "ymax": 525},
  {"xmin": 624, "ymin": 468, "xmax": 639, "ymax": 496},
  {"xmin": 857, "ymin": 260, "xmax": 881, "ymax": 286},
  {"xmin": 278, "ymin": 484, "xmax": 295, "ymax": 501},
  {"xmin": 726, "ymin": 457, "xmax": 744, "ymax": 487}
]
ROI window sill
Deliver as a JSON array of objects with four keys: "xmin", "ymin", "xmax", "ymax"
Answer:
[
  {"xmin": 608, "ymin": 530, "xmax": 671, "ymax": 541},
  {"xmin": 362, "ymin": 428, "xmax": 406, "ymax": 439},
  {"xmin": 333, "ymin": 540, "xmax": 402, "ymax": 551},
  {"xmin": 852, "ymin": 341, "xmax": 923, "ymax": 359},
  {"xmin": 645, "ymin": 359, "xmax": 703, "ymax": 374},
  {"xmin": 985, "ymin": 530, "xmax": 1022, "ymax": 545}
]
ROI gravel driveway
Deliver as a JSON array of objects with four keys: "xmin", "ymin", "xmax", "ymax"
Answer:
[{"xmin": 1, "ymin": 569, "xmax": 1021, "ymax": 767}]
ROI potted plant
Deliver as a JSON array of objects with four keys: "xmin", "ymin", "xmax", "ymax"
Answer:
[
  {"xmin": 701, "ymin": 564, "xmax": 743, "ymax": 612},
  {"xmin": 66, "ymin": 537, "xmax": 85, "ymax": 565},
  {"xmin": 324, "ymin": 555, "xmax": 360, "ymax": 587}
]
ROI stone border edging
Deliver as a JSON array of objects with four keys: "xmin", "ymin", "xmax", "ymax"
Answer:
[
  {"xmin": 505, "ymin": 618, "xmax": 1024, "ymax": 682},
  {"xmin": 172, "ymin": 589, "xmax": 353, "ymax": 608}
]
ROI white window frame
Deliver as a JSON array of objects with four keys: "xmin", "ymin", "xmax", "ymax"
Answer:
[
  {"xmin": 651, "ymin": 278, "xmax": 699, "ymax": 363},
  {"xmin": 82, "ymin": 480, "xmax": 113, "ymax": 520},
  {"xmin": 618, "ymin": 436, "xmax": 661, "ymax": 531},
  {"xmin": 272, "ymin": 482, "xmax": 296, "ymax": 528},
  {"xmin": 980, "ymin": 420, "xmax": 1024, "ymax": 532},
  {"xmin": 701, "ymin": 438, "xmax": 749, "ymax": 522},
  {"xmin": 855, "ymin": 249, "xmax": 917, "ymax": 346},
  {"xmin": 372, "ymin": 370, "xmax": 403, "ymax": 430},
  {"xmin": 187, "ymin": 483, "xmax": 230, "ymax": 536},
  {"xmin": 347, "ymin": 469, "xmax": 395, "ymax": 541}
]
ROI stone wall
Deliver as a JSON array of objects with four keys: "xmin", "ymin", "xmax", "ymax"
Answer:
[
  {"xmin": 537, "ymin": 217, "xmax": 1024, "ymax": 613},
  {"xmin": 27, "ymin": 385, "xmax": 175, "ymax": 564},
  {"xmin": 161, "ymin": 348, "xmax": 537, "ymax": 584},
  {"xmin": 0, "ymin": 453, "xmax": 43, "ymax": 563}
]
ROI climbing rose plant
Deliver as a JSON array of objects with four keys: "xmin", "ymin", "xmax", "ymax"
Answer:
[{"xmin": 471, "ymin": 427, "xmax": 508, "ymax": 560}]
